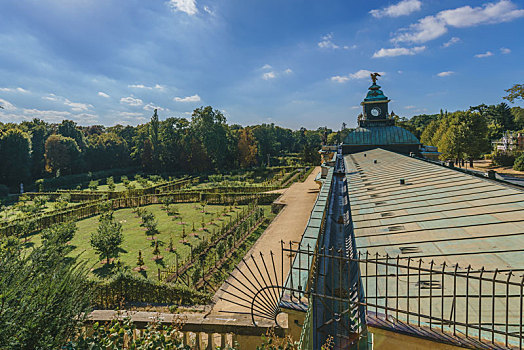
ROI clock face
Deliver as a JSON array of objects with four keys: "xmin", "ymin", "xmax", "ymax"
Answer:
[{"xmin": 370, "ymin": 107, "xmax": 381, "ymax": 117}]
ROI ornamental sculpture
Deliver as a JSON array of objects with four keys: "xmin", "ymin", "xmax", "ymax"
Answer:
[{"xmin": 370, "ymin": 72, "xmax": 381, "ymax": 84}]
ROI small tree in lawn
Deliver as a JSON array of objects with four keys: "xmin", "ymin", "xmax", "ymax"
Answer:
[
  {"xmin": 90, "ymin": 215, "xmax": 123, "ymax": 264},
  {"xmin": 88, "ymin": 180, "xmax": 99, "ymax": 191},
  {"xmin": 217, "ymin": 241, "xmax": 225, "ymax": 260},
  {"xmin": 200, "ymin": 200, "xmax": 207, "ymax": 213},
  {"xmin": 107, "ymin": 176, "xmax": 115, "ymax": 191},
  {"xmin": 201, "ymin": 216, "xmax": 205, "ymax": 230},
  {"xmin": 152, "ymin": 240, "xmax": 162, "ymax": 261},
  {"xmin": 167, "ymin": 236, "xmax": 175, "ymax": 252},
  {"xmin": 191, "ymin": 265, "xmax": 201, "ymax": 285},
  {"xmin": 136, "ymin": 250, "xmax": 145, "ymax": 271}
]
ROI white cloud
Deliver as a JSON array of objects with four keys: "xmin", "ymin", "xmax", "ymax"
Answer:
[
  {"xmin": 392, "ymin": 0, "xmax": 524, "ymax": 44},
  {"xmin": 42, "ymin": 94, "xmax": 59, "ymax": 102},
  {"xmin": 203, "ymin": 5, "xmax": 213, "ymax": 15},
  {"xmin": 372, "ymin": 46, "xmax": 426, "ymax": 58},
  {"xmin": 404, "ymin": 105, "xmax": 416, "ymax": 109},
  {"xmin": 475, "ymin": 51, "xmax": 494, "ymax": 58},
  {"xmin": 331, "ymin": 75, "xmax": 350, "ymax": 83},
  {"xmin": 0, "ymin": 98, "xmax": 16, "ymax": 110},
  {"xmin": 500, "ymin": 47, "xmax": 511, "ymax": 54},
  {"xmin": 284, "ymin": 68, "xmax": 293, "ymax": 74},
  {"xmin": 442, "ymin": 36, "xmax": 461, "ymax": 47},
  {"xmin": 98, "ymin": 92, "xmax": 110, "ymax": 98},
  {"xmin": 370, "ymin": 0, "xmax": 422, "ymax": 18},
  {"xmin": 318, "ymin": 33, "xmax": 339, "ymax": 49},
  {"xmin": 128, "ymin": 84, "xmax": 150, "ymax": 89},
  {"xmin": 0, "ymin": 87, "xmax": 28, "ymax": 93},
  {"xmin": 331, "ymin": 70, "xmax": 386, "ymax": 83},
  {"xmin": 22, "ymin": 109, "xmax": 72, "ymax": 122},
  {"xmin": 143, "ymin": 103, "xmax": 165, "ymax": 111},
  {"xmin": 174, "ymin": 94, "xmax": 201, "ymax": 102},
  {"xmin": 261, "ymin": 64, "xmax": 272, "ymax": 70},
  {"xmin": 262, "ymin": 71, "xmax": 276, "ymax": 80},
  {"xmin": 42, "ymin": 94, "xmax": 92, "ymax": 111},
  {"xmin": 168, "ymin": 0, "xmax": 198, "ymax": 15},
  {"xmin": 120, "ymin": 96, "xmax": 144, "ymax": 106},
  {"xmin": 128, "ymin": 84, "xmax": 164, "ymax": 90},
  {"xmin": 437, "ymin": 71, "xmax": 454, "ymax": 77},
  {"xmin": 64, "ymin": 100, "xmax": 92, "ymax": 112}
]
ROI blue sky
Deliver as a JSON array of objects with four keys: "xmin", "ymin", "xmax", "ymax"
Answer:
[{"xmin": 0, "ymin": 0, "xmax": 523, "ymax": 129}]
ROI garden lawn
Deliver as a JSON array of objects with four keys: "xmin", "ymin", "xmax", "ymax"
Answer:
[{"xmin": 65, "ymin": 203, "xmax": 263, "ymax": 280}]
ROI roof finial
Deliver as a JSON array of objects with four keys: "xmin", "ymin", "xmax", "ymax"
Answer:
[{"xmin": 370, "ymin": 72, "xmax": 381, "ymax": 84}]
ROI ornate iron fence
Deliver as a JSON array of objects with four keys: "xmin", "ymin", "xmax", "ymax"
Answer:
[{"xmin": 285, "ymin": 244, "xmax": 524, "ymax": 349}]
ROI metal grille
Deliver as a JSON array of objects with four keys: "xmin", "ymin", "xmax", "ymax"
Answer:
[{"xmin": 286, "ymin": 245, "xmax": 524, "ymax": 349}]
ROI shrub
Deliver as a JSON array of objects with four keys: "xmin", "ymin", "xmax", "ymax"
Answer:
[
  {"xmin": 491, "ymin": 151, "xmax": 516, "ymax": 167},
  {"xmin": 514, "ymin": 153, "xmax": 524, "ymax": 171},
  {"xmin": 88, "ymin": 180, "xmax": 99, "ymax": 191}
]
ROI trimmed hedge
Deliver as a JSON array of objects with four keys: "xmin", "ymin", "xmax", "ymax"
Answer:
[
  {"xmin": 92, "ymin": 272, "xmax": 211, "ymax": 308},
  {"xmin": 35, "ymin": 168, "xmax": 137, "ymax": 192},
  {"xmin": 0, "ymin": 191, "xmax": 280, "ymax": 237}
]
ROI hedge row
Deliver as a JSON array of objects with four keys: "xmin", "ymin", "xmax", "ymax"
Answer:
[
  {"xmin": 92, "ymin": 272, "xmax": 211, "ymax": 309},
  {"xmin": 0, "ymin": 192, "xmax": 280, "ymax": 237},
  {"xmin": 35, "ymin": 168, "xmax": 138, "ymax": 192}
]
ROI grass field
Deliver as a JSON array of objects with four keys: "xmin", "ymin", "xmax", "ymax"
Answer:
[{"xmin": 32, "ymin": 203, "xmax": 271, "ymax": 280}]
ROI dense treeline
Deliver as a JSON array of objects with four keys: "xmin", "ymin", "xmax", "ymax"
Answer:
[
  {"xmin": 0, "ymin": 106, "xmax": 326, "ymax": 190},
  {"xmin": 396, "ymin": 103, "xmax": 524, "ymax": 164}
]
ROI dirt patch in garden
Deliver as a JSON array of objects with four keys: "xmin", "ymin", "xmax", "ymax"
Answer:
[{"xmin": 209, "ymin": 166, "xmax": 320, "ymax": 316}]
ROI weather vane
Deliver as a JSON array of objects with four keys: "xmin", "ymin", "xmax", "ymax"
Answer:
[{"xmin": 370, "ymin": 72, "xmax": 381, "ymax": 84}]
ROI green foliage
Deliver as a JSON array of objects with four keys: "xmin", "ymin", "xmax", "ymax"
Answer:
[
  {"xmin": 88, "ymin": 179, "xmax": 99, "ymax": 191},
  {"xmin": 513, "ymin": 153, "xmax": 524, "ymax": 171},
  {"xmin": 491, "ymin": 150, "xmax": 517, "ymax": 167},
  {"xmin": 42, "ymin": 221, "xmax": 77, "ymax": 247},
  {"xmin": 106, "ymin": 176, "xmax": 115, "ymax": 190},
  {"xmin": 136, "ymin": 250, "xmax": 145, "ymax": 267},
  {"xmin": 503, "ymin": 84, "xmax": 524, "ymax": 103},
  {"xmin": 0, "ymin": 128, "xmax": 31, "ymax": 187},
  {"xmin": 65, "ymin": 319, "xmax": 190, "ymax": 349},
  {"xmin": 93, "ymin": 271, "xmax": 210, "ymax": 307},
  {"xmin": 90, "ymin": 214, "xmax": 123, "ymax": 264},
  {"xmin": 257, "ymin": 329, "xmax": 299, "ymax": 350},
  {"xmin": 0, "ymin": 226, "xmax": 92, "ymax": 349},
  {"xmin": 45, "ymin": 134, "xmax": 82, "ymax": 175}
]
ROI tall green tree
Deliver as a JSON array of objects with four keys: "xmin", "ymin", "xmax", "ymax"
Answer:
[
  {"xmin": 238, "ymin": 127, "xmax": 258, "ymax": 168},
  {"xmin": 44, "ymin": 134, "xmax": 82, "ymax": 175},
  {"xmin": 58, "ymin": 120, "xmax": 87, "ymax": 151},
  {"xmin": 191, "ymin": 106, "xmax": 232, "ymax": 169},
  {"xmin": 0, "ymin": 129, "xmax": 31, "ymax": 187}
]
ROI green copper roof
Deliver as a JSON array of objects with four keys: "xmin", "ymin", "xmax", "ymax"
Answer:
[
  {"xmin": 364, "ymin": 83, "xmax": 388, "ymax": 102},
  {"xmin": 343, "ymin": 126, "xmax": 420, "ymax": 145}
]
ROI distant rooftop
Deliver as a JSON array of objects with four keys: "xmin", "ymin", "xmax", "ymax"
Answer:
[{"xmin": 343, "ymin": 126, "xmax": 420, "ymax": 147}]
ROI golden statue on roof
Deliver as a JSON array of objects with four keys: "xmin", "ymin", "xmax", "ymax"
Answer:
[{"xmin": 370, "ymin": 72, "xmax": 381, "ymax": 84}]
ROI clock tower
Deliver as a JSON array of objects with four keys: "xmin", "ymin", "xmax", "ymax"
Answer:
[{"xmin": 358, "ymin": 74, "xmax": 393, "ymax": 127}]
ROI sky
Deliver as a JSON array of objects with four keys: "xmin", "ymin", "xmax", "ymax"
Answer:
[{"xmin": 0, "ymin": 0, "xmax": 523, "ymax": 130}]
